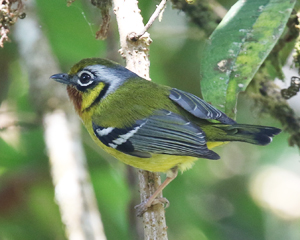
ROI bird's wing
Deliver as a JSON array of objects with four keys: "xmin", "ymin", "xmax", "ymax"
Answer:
[
  {"xmin": 169, "ymin": 88, "xmax": 236, "ymax": 124},
  {"xmin": 92, "ymin": 109, "xmax": 220, "ymax": 160}
]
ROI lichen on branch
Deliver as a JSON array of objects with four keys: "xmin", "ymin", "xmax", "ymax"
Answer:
[{"xmin": 0, "ymin": 0, "xmax": 25, "ymax": 47}]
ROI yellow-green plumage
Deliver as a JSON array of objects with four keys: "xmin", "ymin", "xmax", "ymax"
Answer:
[
  {"xmin": 79, "ymin": 79, "xmax": 200, "ymax": 172},
  {"xmin": 50, "ymin": 58, "xmax": 281, "ymax": 173}
]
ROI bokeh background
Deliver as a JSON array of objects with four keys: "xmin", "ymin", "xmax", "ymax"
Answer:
[{"xmin": 1, "ymin": 0, "xmax": 300, "ymax": 239}]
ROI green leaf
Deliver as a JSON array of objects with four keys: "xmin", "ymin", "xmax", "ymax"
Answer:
[{"xmin": 200, "ymin": 0, "xmax": 295, "ymax": 118}]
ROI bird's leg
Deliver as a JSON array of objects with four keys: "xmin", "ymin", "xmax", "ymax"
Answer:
[{"xmin": 135, "ymin": 167, "xmax": 178, "ymax": 217}]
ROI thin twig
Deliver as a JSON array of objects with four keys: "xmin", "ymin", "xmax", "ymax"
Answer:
[
  {"xmin": 208, "ymin": 0, "xmax": 227, "ymax": 18},
  {"xmin": 128, "ymin": 0, "xmax": 167, "ymax": 41}
]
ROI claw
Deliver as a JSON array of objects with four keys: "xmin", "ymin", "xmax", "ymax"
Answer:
[
  {"xmin": 135, "ymin": 200, "xmax": 148, "ymax": 217},
  {"xmin": 152, "ymin": 197, "xmax": 169, "ymax": 208},
  {"xmin": 135, "ymin": 167, "xmax": 178, "ymax": 217},
  {"xmin": 135, "ymin": 197, "xmax": 170, "ymax": 217}
]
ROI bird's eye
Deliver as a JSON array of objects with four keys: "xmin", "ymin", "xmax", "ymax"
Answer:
[
  {"xmin": 80, "ymin": 73, "xmax": 91, "ymax": 83},
  {"xmin": 77, "ymin": 71, "xmax": 94, "ymax": 86}
]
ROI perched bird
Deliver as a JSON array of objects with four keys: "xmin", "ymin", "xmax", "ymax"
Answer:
[{"xmin": 50, "ymin": 58, "xmax": 281, "ymax": 215}]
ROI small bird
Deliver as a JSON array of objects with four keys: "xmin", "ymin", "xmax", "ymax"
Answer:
[{"xmin": 51, "ymin": 58, "xmax": 281, "ymax": 215}]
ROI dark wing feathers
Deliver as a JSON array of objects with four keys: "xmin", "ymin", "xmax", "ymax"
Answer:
[
  {"xmin": 169, "ymin": 88, "xmax": 236, "ymax": 125},
  {"xmin": 92, "ymin": 88, "xmax": 237, "ymax": 160},
  {"xmin": 92, "ymin": 121, "xmax": 145, "ymax": 155},
  {"xmin": 92, "ymin": 110, "xmax": 220, "ymax": 160}
]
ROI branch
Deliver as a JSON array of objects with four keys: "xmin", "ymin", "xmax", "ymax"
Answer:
[
  {"xmin": 14, "ymin": 1, "xmax": 107, "ymax": 239},
  {"xmin": 113, "ymin": 0, "xmax": 168, "ymax": 239},
  {"xmin": 129, "ymin": 0, "xmax": 168, "ymax": 41}
]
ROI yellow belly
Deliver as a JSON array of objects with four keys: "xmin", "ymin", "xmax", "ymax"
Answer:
[
  {"xmin": 90, "ymin": 133, "xmax": 195, "ymax": 172},
  {"xmin": 82, "ymin": 111, "xmax": 226, "ymax": 173},
  {"xmin": 90, "ymin": 131, "xmax": 227, "ymax": 173}
]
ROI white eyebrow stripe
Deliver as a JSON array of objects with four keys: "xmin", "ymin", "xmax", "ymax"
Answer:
[
  {"xmin": 84, "ymin": 65, "xmax": 128, "ymax": 100},
  {"xmin": 78, "ymin": 70, "xmax": 94, "ymax": 78}
]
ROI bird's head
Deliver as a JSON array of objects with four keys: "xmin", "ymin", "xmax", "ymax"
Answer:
[{"xmin": 50, "ymin": 58, "xmax": 138, "ymax": 115}]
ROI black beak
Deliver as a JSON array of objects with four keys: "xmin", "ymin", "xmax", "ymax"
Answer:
[{"xmin": 50, "ymin": 73, "xmax": 70, "ymax": 84}]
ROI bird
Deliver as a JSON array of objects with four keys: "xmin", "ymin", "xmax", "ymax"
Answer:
[{"xmin": 50, "ymin": 58, "xmax": 281, "ymax": 216}]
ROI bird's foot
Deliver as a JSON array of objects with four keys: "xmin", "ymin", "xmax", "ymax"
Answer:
[{"xmin": 135, "ymin": 197, "xmax": 170, "ymax": 217}]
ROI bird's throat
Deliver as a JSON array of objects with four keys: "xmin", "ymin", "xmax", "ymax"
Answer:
[{"xmin": 67, "ymin": 86, "xmax": 82, "ymax": 115}]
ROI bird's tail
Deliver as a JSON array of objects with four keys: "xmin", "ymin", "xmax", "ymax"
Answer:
[{"xmin": 211, "ymin": 124, "xmax": 281, "ymax": 145}]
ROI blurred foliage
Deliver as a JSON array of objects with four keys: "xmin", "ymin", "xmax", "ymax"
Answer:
[
  {"xmin": 200, "ymin": 0, "xmax": 295, "ymax": 117},
  {"xmin": 170, "ymin": 0, "xmax": 222, "ymax": 36},
  {"xmin": 1, "ymin": 0, "xmax": 300, "ymax": 240}
]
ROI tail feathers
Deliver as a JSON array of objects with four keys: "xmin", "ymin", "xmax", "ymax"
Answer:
[{"xmin": 215, "ymin": 124, "xmax": 281, "ymax": 146}]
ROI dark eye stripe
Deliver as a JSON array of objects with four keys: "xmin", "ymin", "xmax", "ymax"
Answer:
[{"xmin": 97, "ymin": 83, "xmax": 110, "ymax": 100}]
